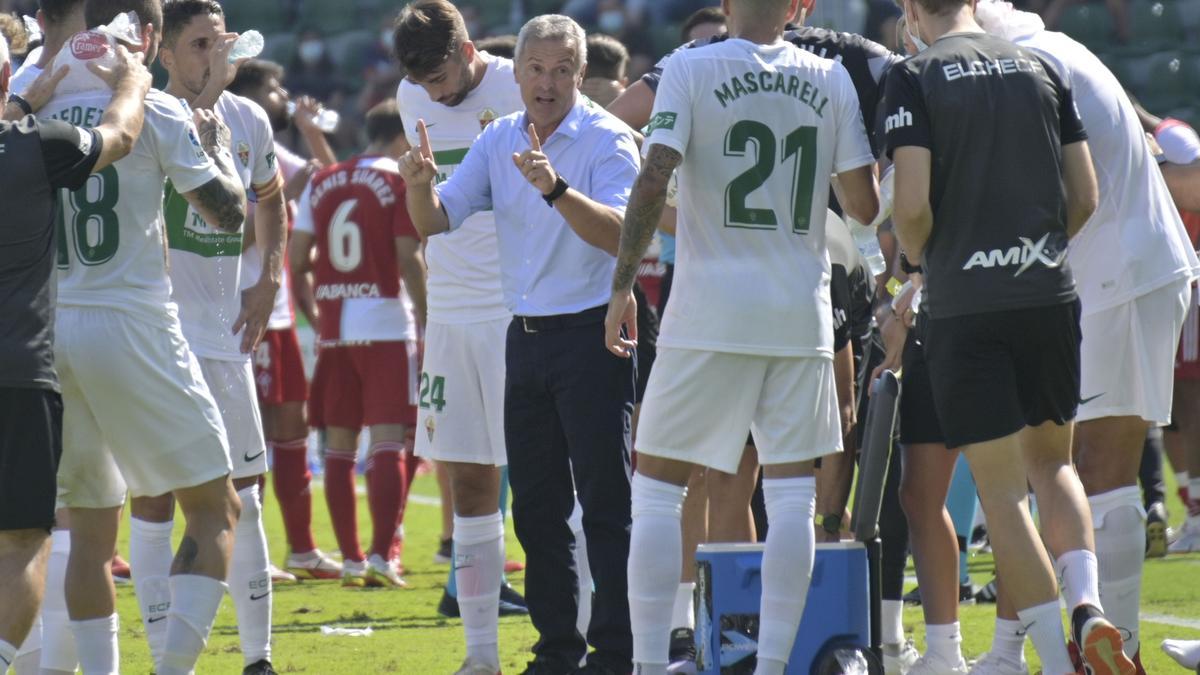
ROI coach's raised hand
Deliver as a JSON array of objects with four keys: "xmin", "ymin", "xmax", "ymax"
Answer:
[
  {"xmin": 400, "ymin": 119, "xmax": 450, "ymax": 237},
  {"xmin": 512, "ymin": 123, "xmax": 558, "ymax": 195}
]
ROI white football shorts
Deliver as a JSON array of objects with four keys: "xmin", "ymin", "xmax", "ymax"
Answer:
[
  {"xmin": 199, "ymin": 358, "xmax": 267, "ymax": 479},
  {"xmin": 55, "ymin": 307, "xmax": 232, "ymax": 508},
  {"xmin": 413, "ymin": 317, "xmax": 509, "ymax": 466},
  {"xmin": 636, "ymin": 348, "xmax": 843, "ymax": 474},
  {"xmin": 1078, "ymin": 278, "xmax": 1192, "ymax": 424}
]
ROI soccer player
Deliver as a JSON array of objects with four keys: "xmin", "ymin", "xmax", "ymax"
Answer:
[
  {"xmin": 0, "ymin": 33, "xmax": 150, "ymax": 674},
  {"xmin": 973, "ymin": 3, "xmax": 1199, "ymax": 669},
  {"xmin": 291, "ymin": 99, "xmax": 426, "ymax": 589},
  {"xmin": 10, "ymin": 0, "xmax": 85, "ymax": 92},
  {"xmin": 42, "ymin": 0, "xmax": 248, "ymax": 671},
  {"xmin": 124, "ymin": 3, "xmax": 286, "ymax": 673},
  {"xmin": 605, "ymin": 1, "xmax": 880, "ymax": 673},
  {"xmin": 392, "ymin": 2, "xmax": 528, "ymax": 669},
  {"xmin": 227, "ymin": 59, "xmax": 345, "ymax": 581},
  {"xmin": 882, "ymin": 1, "xmax": 1134, "ymax": 674}
]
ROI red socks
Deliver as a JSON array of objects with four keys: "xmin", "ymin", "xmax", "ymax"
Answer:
[
  {"xmin": 272, "ymin": 438, "xmax": 316, "ymax": 555},
  {"xmin": 366, "ymin": 442, "xmax": 406, "ymax": 560},
  {"xmin": 324, "ymin": 448, "xmax": 364, "ymax": 563}
]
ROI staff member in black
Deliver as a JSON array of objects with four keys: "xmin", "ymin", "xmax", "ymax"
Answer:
[
  {"xmin": 0, "ymin": 37, "xmax": 151, "ymax": 668},
  {"xmin": 882, "ymin": 1, "xmax": 1134, "ymax": 674}
]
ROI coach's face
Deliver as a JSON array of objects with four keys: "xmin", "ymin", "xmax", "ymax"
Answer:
[
  {"xmin": 161, "ymin": 12, "xmax": 224, "ymax": 97},
  {"xmin": 516, "ymin": 37, "xmax": 583, "ymax": 131}
]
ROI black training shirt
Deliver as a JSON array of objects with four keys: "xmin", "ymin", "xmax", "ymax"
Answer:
[
  {"xmin": 882, "ymin": 32, "xmax": 1087, "ymax": 319},
  {"xmin": 642, "ymin": 25, "xmax": 902, "ymax": 156},
  {"xmin": 0, "ymin": 115, "xmax": 103, "ymax": 391}
]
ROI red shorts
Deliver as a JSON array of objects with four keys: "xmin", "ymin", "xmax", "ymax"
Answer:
[
  {"xmin": 1178, "ymin": 281, "xmax": 1200, "ymax": 380},
  {"xmin": 253, "ymin": 328, "xmax": 309, "ymax": 405},
  {"xmin": 309, "ymin": 341, "xmax": 418, "ymax": 429}
]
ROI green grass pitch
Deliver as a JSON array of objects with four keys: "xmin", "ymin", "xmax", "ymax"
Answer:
[{"xmin": 102, "ymin": 469, "xmax": 1199, "ymax": 673}]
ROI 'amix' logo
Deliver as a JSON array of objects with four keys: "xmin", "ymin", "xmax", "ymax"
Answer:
[{"xmin": 885, "ymin": 106, "xmax": 913, "ymax": 133}]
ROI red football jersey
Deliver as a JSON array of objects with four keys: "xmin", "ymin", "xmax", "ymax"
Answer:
[{"xmin": 297, "ymin": 155, "xmax": 420, "ymax": 343}]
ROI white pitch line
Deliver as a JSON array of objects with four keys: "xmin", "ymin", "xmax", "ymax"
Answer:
[{"xmin": 1142, "ymin": 613, "xmax": 1200, "ymax": 631}]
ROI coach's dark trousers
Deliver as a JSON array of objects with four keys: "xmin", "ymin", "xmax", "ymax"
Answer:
[{"xmin": 504, "ymin": 307, "xmax": 635, "ymax": 671}]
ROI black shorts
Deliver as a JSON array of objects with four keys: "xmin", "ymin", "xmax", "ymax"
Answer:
[
  {"xmin": 899, "ymin": 318, "xmax": 945, "ymax": 446},
  {"xmin": 633, "ymin": 282, "xmax": 659, "ymax": 404},
  {"xmin": 923, "ymin": 300, "xmax": 1081, "ymax": 449},
  {"xmin": 0, "ymin": 387, "xmax": 63, "ymax": 531}
]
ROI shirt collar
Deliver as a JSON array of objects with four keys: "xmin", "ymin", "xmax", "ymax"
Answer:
[{"xmin": 521, "ymin": 94, "xmax": 589, "ymax": 144}]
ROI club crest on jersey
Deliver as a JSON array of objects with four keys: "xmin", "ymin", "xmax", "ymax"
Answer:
[
  {"xmin": 236, "ymin": 141, "xmax": 250, "ymax": 168},
  {"xmin": 424, "ymin": 416, "xmax": 436, "ymax": 442},
  {"xmin": 478, "ymin": 108, "xmax": 498, "ymax": 129}
]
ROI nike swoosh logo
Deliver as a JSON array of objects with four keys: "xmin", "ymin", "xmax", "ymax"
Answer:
[
  {"xmin": 148, "ymin": 616, "xmax": 167, "ymax": 624},
  {"xmin": 1016, "ymin": 620, "xmax": 1033, "ymax": 637},
  {"xmin": 250, "ymin": 591, "xmax": 271, "ymax": 601},
  {"xmin": 1080, "ymin": 393, "xmax": 1105, "ymax": 405},
  {"xmin": 244, "ymin": 451, "xmax": 266, "ymax": 462}
]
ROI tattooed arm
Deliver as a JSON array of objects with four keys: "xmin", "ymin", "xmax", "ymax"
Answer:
[
  {"xmin": 612, "ymin": 144, "xmax": 681, "ymax": 291},
  {"xmin": 604, "ymin": 143, "xmax": 682, "ymax": 358},
  {"xmin": 181, "ymin": 109, "xmax": 248, "ymax": 233}
]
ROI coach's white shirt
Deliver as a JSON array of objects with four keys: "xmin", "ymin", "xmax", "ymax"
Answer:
[
  {"xmin": 435, "ymin": 96, "xmax": 640, "ymax": 317},
  {"xmin": 1017, "ymin": 30, "xmax": 1200, "ymax": 313}
]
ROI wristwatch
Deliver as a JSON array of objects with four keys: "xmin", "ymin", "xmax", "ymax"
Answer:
[
  {"xmin": 7, "ymin": 94, "xmax": 32, "ymax": 116},
  {"xmin": 543, "ymin": 175, "xmax": 569, "ymax": 207},
  {"xmin": 819, "ymin": 513, "xmax": 842, "ymax": 536}
]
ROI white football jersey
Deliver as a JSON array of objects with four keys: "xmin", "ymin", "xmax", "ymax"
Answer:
[
  {"xmin": 646, "ymin": 38, "xmax": 874, "ymax": 357},
  {"xmin": 44, "ymin": 89, "xmax": 222, "ymax": 324},
  {"xmin": 241, "ymin": 141, "xmax": 305, "ymax": 330},
  {"xmin": 396, "ymin": 53, "xmax": 523, "ymax": 324},
  {"xmin": 10, "ymin": 62, "xmax": 42, "ymax": 96},
  {"xmin": 1021, "ymin": 31, "xmax": 1200, "ymax": 313},
  {"xmin": 168, "ymin": 92, "xmax": 279, "ymax": 360}
]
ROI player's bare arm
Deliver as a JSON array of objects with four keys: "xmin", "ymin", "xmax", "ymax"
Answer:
[
  {"xmin": 5, "ymin": 58, "xmax": 68, "ymax": 121},
  {"xmin": 233, "ymin": 175, "xmax": 286, "ymax": 353},
  {"xmin": 184, "ymin": 109, "xmax": 247, "ymax": 233},
  {"xmin": 836, "ymin": 164, "xmax": 881, "ymax": 229},
  {"xmin": 1162, "ymin": 160, "xmax": 1200, "ymax": 212},
  {"xmin": 396, "ymin": 236, "xmax": 428, "ymax": 331},
  {"xmin": 891, "ymin": 146, "xmax": 934, "ymax": 264},
  {"xmin": 292, "ymin": 96, "xmax": 338, "ymax": 167},
  {"xmin": 604, "ymin": 143, "xmax": 681, "ymax": 358},
  {"xmin": 606, "ymin": 78, "xmax": 655, "ymax": 132},
  {"xmin": 399, "ymin": 119, "xmax": 450, "ymax": 237},
  {"xmin": 1062, "ymin": 140, "xmax": 1099, "ymax": 237},
  {"xmin": 514, "ymin": 123, "xmax": 624, "ymax": 256}
]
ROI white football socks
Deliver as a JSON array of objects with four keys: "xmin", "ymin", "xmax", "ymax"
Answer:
[
  {"xmin": 1017, "ymin": 600, "xmax": 1073, "ymax": 675},
  {"xmin": 881, "ymin": 599, "xmax": 903, "ymax": 647},
  {"xmin": 158, "ymin": 574, "xmax": 225, "ymax": 675},
  {"xmin": 925, "ymin": 622, "xmax": 964, "ymax": 666},
  {"xmin": 70, "ymin": 614, "xmax": 119, "ymax": 675},
  {"xmin": 129, "ymin": 517, "xmax": 174, "ymax": 664},
  {"xmin": 231, "ymin": 484, "xmax": 272, "ymax": 665},
  {"xmin": 1090, "ymin": 487, "xmax": 1144, "ymax": 657},
  {"xmin": 628, "ymin": 474, "xmax": 687, "ymax": 674},
  {"xmin": 41, "ymin": 530, "xmax": 77, "ymax": 674},
  {"xmin": 1055, "ymin": 548, "xmax": 1102, "ymax": 611},
  {"xmin": 569, "ymin": 498, "xmax": 593, "ymax": 640},
  {"xmin": 756, "ymin": 477, "xmax": 816, "ymax": 672},
  {"xmin": 454, "ymin": 511, "xmax": 505, "ymax": 669},
  {"xmin": 672, "ymin": 582, "xmax": 696, "ymax": 631},
  {"xmin": 991, "ymin": 617, "xmax": 1027, "ymax": 666}
]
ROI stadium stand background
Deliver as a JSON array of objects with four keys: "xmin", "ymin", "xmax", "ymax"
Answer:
[{"xmin": 1, "ymin": 0, "xmax": 1196, "ymax": 155}]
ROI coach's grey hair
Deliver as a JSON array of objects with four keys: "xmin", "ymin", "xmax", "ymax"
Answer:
[{"xmin": 515, "ymin": 14, "xmax": 587, "ymax": 73}]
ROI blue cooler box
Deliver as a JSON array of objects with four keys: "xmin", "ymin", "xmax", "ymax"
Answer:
[{"xmin": 695, "ymin": 542, "xmax": 871, "ymax": 674}]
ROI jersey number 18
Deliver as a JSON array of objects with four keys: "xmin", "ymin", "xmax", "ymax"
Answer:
[{"xmin": 56, "ymin": 166, "xmax": 120, "ymax": 268}]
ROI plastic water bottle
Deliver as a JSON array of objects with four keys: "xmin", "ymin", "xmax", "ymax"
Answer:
[
  {"xmin": 227, "ymin": 30, "xmax": 264, "ymax": 63},
  {"xmin": 848, "ymin": 216, "xmax": 887, "ymax": 277},
  {"xmin": 287, "ymin": 101, "xmax": 340, "ymax": 133}
]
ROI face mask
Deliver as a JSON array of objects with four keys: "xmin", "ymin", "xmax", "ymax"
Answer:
[
  {"xmin": 906, "ymin": 12, "xmax": 930, "ymax": 52},
  {"xmin": 598, "ymin": 10, "xmax": 624, "ymax": 33},
  {"xmin": 298, "ymin": 39, "xmax": 324, "ymax": 64}
]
